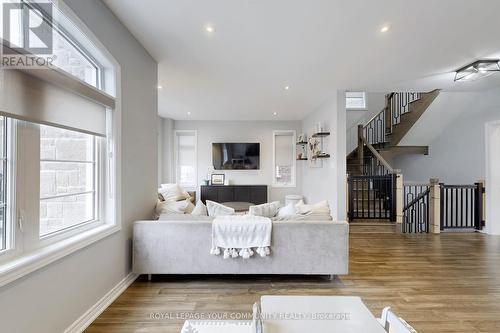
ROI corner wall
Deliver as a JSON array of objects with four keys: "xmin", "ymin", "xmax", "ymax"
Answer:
[
  {"xmin": 301, "ymin": 91, "xmax": 347, "ymax": 220},
  {"xmin": 0, "ymin": 1, "xmax": 158, "ymax": 332}
]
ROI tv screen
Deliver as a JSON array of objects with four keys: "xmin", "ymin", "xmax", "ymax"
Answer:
[{"xmin": 212, "ymin": 143, "xmax": 260, "ymax": 170}]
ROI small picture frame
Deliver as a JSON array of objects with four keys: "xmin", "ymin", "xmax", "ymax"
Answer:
[{"xmin": 211, "ymin": 174, "xmax": 225, "ymax": 185}]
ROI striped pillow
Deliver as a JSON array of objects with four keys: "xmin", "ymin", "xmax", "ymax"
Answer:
[
  {"xmin": 249, "ymin": 201, "xmax": 281, "ymax": 218},
  {"xmin": 206, "ymin": 200, "xmax": 235, "ymax": 217}
]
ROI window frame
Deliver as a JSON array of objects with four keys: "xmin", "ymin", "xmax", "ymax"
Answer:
[
  {"xmin": 7, "ymin": 0, "xmax": 103, "ymax": 89},
  {"xmin": 0, "ymin": 1, "xmax": 120, "ymax": 287},
  {"xmin": 272, "ymin": 130, "xmax": 297, "ymax": 188},
  {"xmin": 174, "ymin": 130, "xmax": 198, "ymax": 189},
  {"xmin": 346, "ymin": 91, "xmax": 367, "ymax": 110}
]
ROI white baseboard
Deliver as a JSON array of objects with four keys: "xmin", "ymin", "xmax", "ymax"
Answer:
[{"xmin": 63, "ymin": 272, "xmax": 138, "ymax": 333}]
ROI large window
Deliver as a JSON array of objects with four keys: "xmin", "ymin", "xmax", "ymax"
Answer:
[
  {"xmin": 40, "ymin": 125, "xmax": 98, "ymax": 236},
  {"xmin": 0, "ymin": 1, "xmax": 101, "ymax": 87},
  {"xmin": 346, "ymin": 91, "xmax": 367, "ymax": 110},
  {"xmin": 174, "ymin": 130, "xmax": 197, "ymax": 188},
  {"xmin": 273, "ymin": 130, "xmax": 296, "ymax": 187},
  {"xmin": 0, "ymin": 117, "xmax": 7, "ymax": 251},
  {"xmin": 0, "ymin": 1, "xmax": 117, "ymax": 285}
]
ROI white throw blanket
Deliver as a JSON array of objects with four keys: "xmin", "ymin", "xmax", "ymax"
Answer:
[{"xmin": 210, "ymin": 215, "xmax": 272, "ymax": 259}]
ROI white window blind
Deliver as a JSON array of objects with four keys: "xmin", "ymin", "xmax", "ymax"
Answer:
[
  {"xmin": 273, "ymin": 131, "xmax": 296, "ymax": 187},
  {"xmin": 175, "ymin": 131, "xmax": 197, "ymax": 188},
  {"xmin": 0, "ymin": 68, "xmax": 113, "ymax": 136}
]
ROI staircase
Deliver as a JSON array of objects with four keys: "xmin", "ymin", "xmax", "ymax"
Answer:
[
  {"xmin": 347, "ymin": 90, "xmax": 440, "ymax": 176},
  {"xmin": 347, "ymin": 90, "xmax": 440, "ymax": 223}
]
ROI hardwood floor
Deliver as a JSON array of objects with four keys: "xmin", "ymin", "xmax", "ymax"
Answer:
[{"xmin": 85, "ymin": 230, "xmax": 500, "ymax": 333}]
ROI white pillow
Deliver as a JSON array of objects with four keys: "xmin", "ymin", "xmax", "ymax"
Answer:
[
  {"xmin": 191, "ymin": 200, "xmax": 208, "ymax": 216},
  {"xmin": 155, "ymin": 199, "xmax": 189, "ymax": 216},
  {"xmin": 185, "ymin": 199, "xmax": 195, "ymax": 214},
  {"xmin": 206, "ymin": 200, "xmax": 235, "ymax": 217},
  {"xmin": 296, "ymin": 200, "xmax": 330, "ymax": 215},
  {"xmin": 249, "ymin": 201, "xmax": 281, "ymax": 217},
  {"xmin": 158, "ymin": 184, "xmax": 190, "ymax": 203},
  {"xmin": 276, "ymin": 202, "xmax": 296, "ymax": 218}
]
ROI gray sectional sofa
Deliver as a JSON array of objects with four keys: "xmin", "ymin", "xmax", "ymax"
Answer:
[{"xmin": 132, "ymin": 216, "xmax": 349, "ymax": 276}]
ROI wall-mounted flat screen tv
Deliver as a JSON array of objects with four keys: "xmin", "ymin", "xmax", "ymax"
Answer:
[{"xmin": 212, "ymin": 143, "xmax": 260, "ymax": 170}]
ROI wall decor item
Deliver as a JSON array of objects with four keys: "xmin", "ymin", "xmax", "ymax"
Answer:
[
  {"xmin": 211, "ymin": 173, "xmax": 225, "ymax": 185},
  {"xmin": 308, "ymin": 137, "xmax": 323, "ymax": 168}
]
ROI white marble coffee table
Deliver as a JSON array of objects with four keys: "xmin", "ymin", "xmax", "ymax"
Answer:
[{"xmin": 260, "ymin": 296, "xmax": 386, "ymax": 333}]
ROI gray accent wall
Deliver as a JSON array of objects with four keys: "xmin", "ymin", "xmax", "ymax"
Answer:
[
  {"xmin": 0, "ymin": 1, "xmax": 158, "ymax": 332},
  {"xmin": 172, "ymin": 120, "xmax": 303, "ymax": 203}
]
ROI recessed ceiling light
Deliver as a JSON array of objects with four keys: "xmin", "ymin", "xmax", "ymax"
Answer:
[
  {"xmin": 273, "ymin": 112, "xmax": 278, "ymax": 116},
  {"xmin": 187, "ymin": 111, "xmax": 192, "ymax": 116},
  {"xmin": 284, "ymin": 85, "xmax": 290, "ymax": 90},
  {"xmin": 157, "ymin": 85, "xmax": 163, "ymax": 89},
  {"xmin": 380, "ymin": 24, "xmax": 391, "ymax": 33},
  {"xmin": 205, "ymin": 25, "xmax": 215, "ymax": 33}
]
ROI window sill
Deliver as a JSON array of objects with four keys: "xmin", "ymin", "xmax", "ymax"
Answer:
[
  {"xmin": 0, "ymin": 223, "xmax": 120, "ymax": 288},
  {"xmin": 346, "ymin": 108, "xmax": 368, "ymax": 111}
]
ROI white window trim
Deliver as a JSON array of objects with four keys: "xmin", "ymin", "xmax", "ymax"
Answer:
[
  {"xmin": 0, "ymin": 0, "xmax": 122, "ymax": 288},
  {"xmin": 272, "ymin": 130, "xmax": 296, "ymax": 188},
  {"xmin": 174, "ymin": 130, "xmax": 198, "ymax": 189},
  {"xmin": 346, "ymin": 91, "xmax": 367, "ymax": 111}
]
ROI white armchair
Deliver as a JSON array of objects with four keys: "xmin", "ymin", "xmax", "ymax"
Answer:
[{"xmin": 378, "ymin": 307, "xmax": 418, "ymax": 333}]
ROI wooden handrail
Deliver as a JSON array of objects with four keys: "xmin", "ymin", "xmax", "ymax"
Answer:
[
  {"xmin": 359, "ymin": 135, "xmax": 396, "ymax": 174},
  {"xmin": 403, "ymin": 188, "xmax": 431, "ymax": 211},
  {"xmin": 363, "ymin": 108, "xmax": 385, "ymax": 130}
]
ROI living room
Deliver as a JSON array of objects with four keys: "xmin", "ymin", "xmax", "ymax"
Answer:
[{"xmin": 1, "ymin": 1, "xmax": 500, "ymax": 333}]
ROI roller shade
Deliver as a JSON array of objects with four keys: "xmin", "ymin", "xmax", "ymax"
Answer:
[{"xmin": 0, "ymin": 68, "xmax": 113, "ymax": 137}]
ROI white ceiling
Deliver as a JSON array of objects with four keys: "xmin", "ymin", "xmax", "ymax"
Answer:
[{"xmin": 104, "ymin": 0, "xmax": 500, "ymax": 121}]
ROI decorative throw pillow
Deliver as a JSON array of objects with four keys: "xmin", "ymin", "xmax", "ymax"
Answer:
[
  {"xmin": 155, "ymin": 199, "xmax": 189, "ymax": 216},
  {"xmin": 249, "ymin": 201, "xmax": 281, "ymax": 217},
  {"xmin": 185, "ymin": 199, "xmax": 196, "ymax": 214},
  {"xmin": 206, "ymin": 200, "xmax": 235, "ymax": 217},
  {"xmin": 296, "ymin": 200, "xmax": 330, "ymax": 215},
  {"xmin": 276, "ymin": 202, "xmax": 296, "ymax": 218},
  {"xmin": 158, "ymin": 184, "xmax": 190, "ymax": 203},
  {"xmin": 191, "ymin": 200, "xmax": 208, "ymax": 216}
]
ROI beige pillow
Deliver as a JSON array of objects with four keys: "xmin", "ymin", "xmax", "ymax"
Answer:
[
  {"xmin": 185, "ymin": 199, "xmax": 196, "ymax": 214},
  {"xmin": 191, "ymin": 200, "xmax": 208, "ymax": 216},
  {"xmin": 159, "ymin": 184, "xmax": 190, "ymax": 203},
  {"xmin": 155, "ymin": 199, "xmax": 189, "ymax": 216},
  {"xmin": 206, "ymin": 200, "xmax": 235, "ymax": 217},
  {"xmin": 296, "ymin": 200, "xmax": 330, "ymax": 215},
  {"xmin": 249, "ymin": 201, "xmax": 281, "ymax": 217}
]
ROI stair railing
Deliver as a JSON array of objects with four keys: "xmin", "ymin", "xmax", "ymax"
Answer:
[
  {"xmin": 357, "ymin": 129, "xmax": 397, "ymax": 176},
  {"xmin": 363, "ymin": 92, "xmax": 422, "ymax": 146}
]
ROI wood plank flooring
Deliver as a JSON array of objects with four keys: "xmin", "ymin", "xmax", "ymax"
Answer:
[{"xmin": 85, "ymin": 230, "xmax": 500, "ymax": 333}]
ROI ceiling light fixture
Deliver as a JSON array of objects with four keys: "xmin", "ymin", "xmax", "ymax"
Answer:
[
  {"xmin": 284, "ymin": 85, "xmax": 290, "ymax": 90},
  {"xmin": 454, "ymin": 60, "xmax": 500, "ymax": 82},
  {"xmin": 380, "ymin": 24, "xmax": 391, "ymax": 33},
  {"xmin": 157, "ymin": 85, "xmax": 163, "ymax": 89},
  {"xmin": 273, "ymin": 112, "xmax": 278, "ymax": 116},
  {"xmin": 187, "ymin": 111, "xmax": 192, "ymax": 116}
]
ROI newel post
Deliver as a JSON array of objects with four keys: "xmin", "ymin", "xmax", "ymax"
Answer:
[
  {"xmin": 429, "ymin": 178, "xmax": 441, "ymax": 234},
  {"xmin": 357, "ymin": 125, "xmax": 364, "ymax": 174},
  {"xmin": 395, "ymin": 171, "xmax": 403, "ymax": 225}
]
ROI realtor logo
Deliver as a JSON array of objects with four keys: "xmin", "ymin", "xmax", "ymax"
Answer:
[{"xmin": 2, "ymin": 2, "xmax": 53, "ymax": 55}]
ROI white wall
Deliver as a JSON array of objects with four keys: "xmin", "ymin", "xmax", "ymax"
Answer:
[
  {"xmin": 301, "ymin": 91, "xmax": 347, "ymax": 220},
  {"xmin": 0, "ymin": 1, "xmax": 158, "ymax": 332},
  {"xmin": 158, "ymin": 117, "xmax": 175, "ymax": 184},
  {"xmin": 393, "ymin": 88, "xmax": 500, "ymax": 184},
  {"xmin": 173, "ymin": 120, "xmax": 303, "ymax": 203}
]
